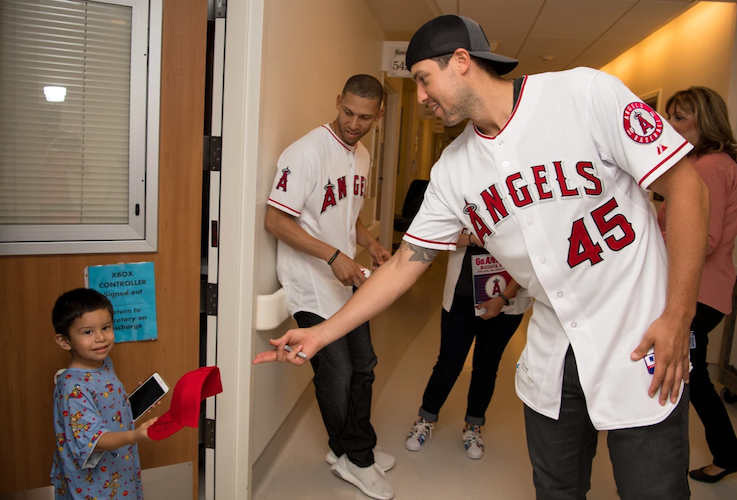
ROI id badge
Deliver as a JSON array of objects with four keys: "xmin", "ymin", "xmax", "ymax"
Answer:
[{"xmin": 644, "ymin": 350, "xmax": 656, "ymax": 375}]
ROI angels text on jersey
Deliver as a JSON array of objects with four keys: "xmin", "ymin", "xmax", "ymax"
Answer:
[{"xmin": 462, "ymin": 158, "xmax": 637, "ymax": 269}]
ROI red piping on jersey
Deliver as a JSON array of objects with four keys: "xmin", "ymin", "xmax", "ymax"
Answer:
[
  {"xmin": 405, "ymin": 233, "xmax": 456, "ymax": 246},
  {"xmin": 268, "ymin": 198, "xmax": 301, "ymax": 215},
  {"xmin": 638, "ymin": 140, "xmax": 690, "ymax": 187},
  {"xmin": 322, "ymin": 125, "xmax": 355, "ymax": 152},
  {"xmin": 474, "ymin": 76, "xmax": 528, "ymax": 140}
]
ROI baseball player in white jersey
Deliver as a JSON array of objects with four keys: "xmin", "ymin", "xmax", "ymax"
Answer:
[
  {"xmin": 263, "ymin": 75, "xmax": 396, "ymax": 500},
  {"xmin": 255, "ymin": 17, "xmax": 709, "ymax": 500}
]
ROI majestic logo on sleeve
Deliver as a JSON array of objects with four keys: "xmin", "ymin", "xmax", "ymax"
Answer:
[
  {"xmin": 623, "ymin": 102, "xmax": 663, "ymax": 144},
  {"xmin": 276, "ymin": 167, "xmax": 291, "ymax": 192}
]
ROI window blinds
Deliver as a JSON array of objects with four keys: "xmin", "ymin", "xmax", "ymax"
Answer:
[{"xmin": 0, "ymin": 0, "xmax": 132, "ymax": 225}]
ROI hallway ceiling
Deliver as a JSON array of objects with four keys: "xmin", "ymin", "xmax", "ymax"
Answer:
[{"xmin": 366, "ymin": 0, "xmax": 701, "ymax": 78}]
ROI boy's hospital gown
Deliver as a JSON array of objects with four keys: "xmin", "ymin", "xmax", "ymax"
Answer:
[{"xmin": 51, "ymin": 357, "xmax": 143, "ymax": 499}]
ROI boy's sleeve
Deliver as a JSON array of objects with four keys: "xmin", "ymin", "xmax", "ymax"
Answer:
[
  {"xmin": 586, "ymin": 71, "xmax": 693, "ymax": 190},
  {"xmin": 57, "ymin": 380, "xmax": 109, "ymax": 469},
  {"xmin": 267, "ymin": 147, "xmax": 317, "ymax": 217}
]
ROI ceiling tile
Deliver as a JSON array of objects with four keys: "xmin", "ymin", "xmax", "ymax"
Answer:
[
  {"xmin": 539, "ymin": 0, "xmax": 636, "ymax": 21},
  {"xmin": 460, "ymin": 0, "xmax": 546, "ymax": 20},
  {"xmin": 529, "ymin": 18, "xmax": 618, "ymax": 39}
]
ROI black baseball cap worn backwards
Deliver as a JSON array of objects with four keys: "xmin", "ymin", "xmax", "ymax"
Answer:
[{"xmin": 406, "ymin": 15, "xmax": 519, "ymax": 75}]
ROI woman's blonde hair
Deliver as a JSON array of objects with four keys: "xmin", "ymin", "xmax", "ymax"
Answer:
[{"xmin": 665, "ymin": 86, "xmax": 737, "ymax": 161}]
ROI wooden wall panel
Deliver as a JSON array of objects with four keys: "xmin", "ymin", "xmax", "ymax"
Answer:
[{"xmin": 0, "ymin": 0, "xmax": 206, "ymax": 495}]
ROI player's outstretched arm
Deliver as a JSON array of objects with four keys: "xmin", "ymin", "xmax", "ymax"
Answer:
[
  {"xmin": 253, "ymin": 241, "xmax": 438, "ymax": 365},
  {"xmin": 631, "ymin": 157, "xmax": 709, "ymax": 405}
]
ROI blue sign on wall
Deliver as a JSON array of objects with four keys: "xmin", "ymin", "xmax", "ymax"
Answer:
[{"xmin": 85, "ymin": 262, "xmax": 158, "ymax": 342}]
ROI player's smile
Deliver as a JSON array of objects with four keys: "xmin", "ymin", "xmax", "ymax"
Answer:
[{"xmin": 334, "ymin": 92, "xmax": 383, "ymax": 146}]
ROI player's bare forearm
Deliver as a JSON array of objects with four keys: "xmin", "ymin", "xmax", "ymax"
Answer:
[
  {"xmin": 504, "ymin": 279, "xmax": 521, "ymax": 298},
  {"xmin": 316, "ymin": 241, "xmax": 436, "ymax": 340},
  {"xmin": 355, "ymin": 217, "xmax": 375, "ymax": 249},
  {"xmin": 356, "ymin": 217, "xmax": 391, "ymax": 265},
  {"xmin": 265, "ymin": 205, "xmax": 336, "ymax": 262},
  {"xmin": 253, "ymin": 241, "xmax": 437, "ymax": 365},
  {"xmin": 455, "ymin": 231, "xmax": 480, "ymax": 249},
  {"xmin": 634, "ymin": 157, "xmax": 709, "ymax": 403},
  {"xmin": 650, "ymin": 158, "xmax": 709, "ymax": 324}
]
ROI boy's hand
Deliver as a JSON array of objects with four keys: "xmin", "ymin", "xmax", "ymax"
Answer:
[{"xmin": 135, "ymin": 417, "xmax": 159, "ymax": 441}]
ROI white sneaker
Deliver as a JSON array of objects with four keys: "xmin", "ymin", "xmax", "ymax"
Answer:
[
  {"xmin": 463, "ymin": 425, "xmax": 484, "ymax": 459},
  {"xmin": 405, "ymin": 417, "xmax": 434, "ymax": 451},
  {"xmin": 325, "ymin": 447, "xmax": 396, "ymax": 472},
  {"xmin": 331, "ymin": 454, "xmax": 394, "ymax": 500}
]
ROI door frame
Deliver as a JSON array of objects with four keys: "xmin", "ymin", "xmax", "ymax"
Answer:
[{"xmin": 216, "ymin": 0, "xmax": 265, "ymax": 498}]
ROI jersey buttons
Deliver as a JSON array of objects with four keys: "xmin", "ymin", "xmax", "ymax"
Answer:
[
  {"xmin": 557, "ymin": 292, "xmax": 563, "ymax": 298},
  {"xmin": 539, "ymin": 257, "xmax": 546, "ymax": 264},
  {"xmin": 571, "ymin": 322, "xmax": 578, "ymax": 328}
]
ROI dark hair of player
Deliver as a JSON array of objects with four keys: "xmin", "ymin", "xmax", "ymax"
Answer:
[{"xmin": 342, "ymin": 74, "xmax": 384, "ymax": 106}]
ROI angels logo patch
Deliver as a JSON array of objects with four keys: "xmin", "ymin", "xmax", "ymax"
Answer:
[{"xmin": 623, "ymin": 102, "xmax": 663, "ymax": 144}]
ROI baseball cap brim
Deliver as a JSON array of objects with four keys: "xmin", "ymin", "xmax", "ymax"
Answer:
[
  {"xmin": 468, "ymin": 51, "xmax": 519, "ymax": 76},
  {"xmin": 146, "ymin": 366, "xmax": 223, "ymax": 441}
]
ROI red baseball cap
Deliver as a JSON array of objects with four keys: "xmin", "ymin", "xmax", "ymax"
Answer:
[{"xmin": 147, "ymin": 366, "xmax": 223, "ymax": 440}]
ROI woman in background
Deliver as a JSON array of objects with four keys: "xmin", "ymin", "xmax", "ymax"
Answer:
[{"xmin": 659, "ymin": 86, "xmax": 737, "ymax": 483}]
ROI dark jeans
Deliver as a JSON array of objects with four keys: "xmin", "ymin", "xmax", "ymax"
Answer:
[
  {"xmin": 690, "ymin": 301, "xmax": 737, "ymax": 469},
  {"xmin": 525, "ymin": 346, "xmax": 690, "ymax": 500},
  {"xmin": 419, "ymin": 294, "xmax": 523, "ymax": 426},
  {"xmin": 294, "ymin": 311, "xmax": 378, "ymax": 468}
]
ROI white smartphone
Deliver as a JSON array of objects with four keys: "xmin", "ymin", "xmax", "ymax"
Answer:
[{"xmin": 128, "ymin": 372, "xmax": 169, "ymax": 422}]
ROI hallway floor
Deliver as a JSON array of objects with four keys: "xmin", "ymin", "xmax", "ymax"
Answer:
[{"xmin": 254, "ymin": 303, "xmax": 737, "ymax": 500}]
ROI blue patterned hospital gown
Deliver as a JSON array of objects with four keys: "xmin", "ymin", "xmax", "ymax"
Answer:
[{"xmin": 51, "ymin": 357, "xmax": 143, "ymax": 499}]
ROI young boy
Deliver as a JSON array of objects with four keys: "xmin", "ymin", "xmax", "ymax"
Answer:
[{"xmin": 51, "ymin": 288, "xmax": 158, "ymax": 500}]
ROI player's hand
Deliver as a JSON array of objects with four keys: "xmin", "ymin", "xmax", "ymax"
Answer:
[
  {"xmin": 368, "ymin": 241, "xmax": 392, "ymax": 266},
  {"xmin": 631, "ymin": 313, "xmax": 690, "ymax": 405},
  {"xmin": 477, "ymin": 297, "xmax": 504, "ymax": 320},
  {"xmin": 329, "ymin": 252, "xmax": 367, "ymax": 287},
  {"xmin": 252, "ymin": 327, "xmax": 323, "ymax": 366},
  {"xmin": 135, "ymin": 417, "xmax": 159, "ymax": 441}
]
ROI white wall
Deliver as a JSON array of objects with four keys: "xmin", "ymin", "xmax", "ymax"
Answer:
[
  {"xmin": 251, "ymin": 0, "xmax": 386, "ymax": 461},
  {"xmin": 600, "ymin": 1, "xmax": 736, "ymax": 115}
]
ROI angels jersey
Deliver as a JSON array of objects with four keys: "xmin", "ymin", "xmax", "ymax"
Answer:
[
  {"xmin": 405, "ymin": 68, "xmax": 693, "ymax": 430},
  {"xmin": 268, "ymin": 124, "xmax": 370, "ymax": 319}
]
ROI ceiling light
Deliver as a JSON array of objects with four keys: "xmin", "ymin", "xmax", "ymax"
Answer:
[
  {"xmin": 489, "ymin": 40, "xmax": 500, "ymax": 52},
  {"xmin": 43, "ymin": 86, "xmax": 66, "ymax": 102},
  {"xmin": 540, "ymin": 55, "xmax": 555, "ymax": 63}
]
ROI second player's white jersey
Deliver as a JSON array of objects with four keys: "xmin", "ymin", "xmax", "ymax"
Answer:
[
  {"xmin": 268, "ymin": 124, "xmax": 370, "ymax": 319},
  {"xmin": 405, "ymin": 67, "xmax": 692, "ymax": 430}
]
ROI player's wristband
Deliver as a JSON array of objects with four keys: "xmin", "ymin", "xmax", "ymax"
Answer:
[
  {"xmin": 327, "ymin": 249, "xmax": 340, "ymax": 266},
  {"xmin": 498, "ymin": 293, "xmax": 510, "ymax": 306}
]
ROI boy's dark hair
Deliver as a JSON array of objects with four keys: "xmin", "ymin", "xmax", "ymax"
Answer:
[
  {"xmin": 342, "ymin": 74, "xmax": 384, "ymax": 106},
  {"xmin": 52, "ymin": 288, "xmax": 114, "ymax": 337}
]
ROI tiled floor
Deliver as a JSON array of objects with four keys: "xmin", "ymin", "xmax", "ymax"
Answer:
[{"xmin": 253, "ymin": 289, "xmax": 737, "ymax": 499}]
